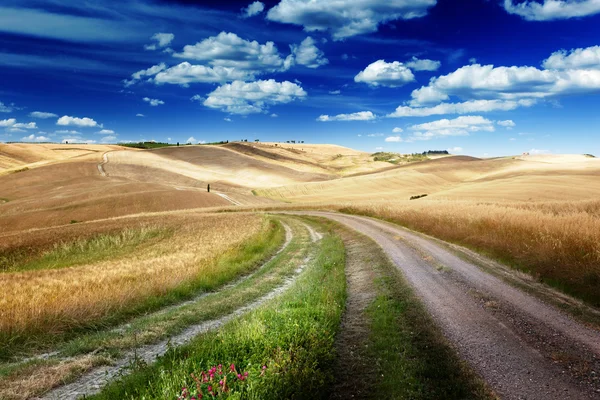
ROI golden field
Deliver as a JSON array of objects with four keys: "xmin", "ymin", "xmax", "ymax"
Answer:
[
  {"xmin": 0, "ymin": 212, "xmax": 270, "ymax": 354},
  {"xmin": 1, "ymin": 142, "xmax": 600, "ymax": 311}
]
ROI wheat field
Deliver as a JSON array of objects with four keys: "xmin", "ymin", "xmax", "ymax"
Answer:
[{"xmin": 0, "ymin": 212, "xmax": 269, "ymax": 353}]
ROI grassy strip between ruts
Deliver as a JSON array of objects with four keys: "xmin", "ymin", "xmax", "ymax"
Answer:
[
  {"xmin": 363, "ymin": 237, "xmax": 496, "ymax": 399},
  {"xmin": 0, "ymin": 218, "xmax": 285, "ymax": 361},
  {"xmin": 89, "ymin": 224, "xmax": 346, "ymax": 400}
]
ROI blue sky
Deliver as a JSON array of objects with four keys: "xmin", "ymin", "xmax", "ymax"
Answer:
[{"xmin": 1, "ymin": 0, "xmax": 600, "ymax": 157}]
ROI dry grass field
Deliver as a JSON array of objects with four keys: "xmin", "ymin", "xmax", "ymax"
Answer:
[
  {"xmin": 0, "ymin": 212, "xmax": 272, "ymax": 357},
  {"xmin": 0, "ymin": 143, "xmax": 125, "ymax": 174},
  {"xmin": 256, "ymin": 154, "xmax": 600, "ymax": 203}
]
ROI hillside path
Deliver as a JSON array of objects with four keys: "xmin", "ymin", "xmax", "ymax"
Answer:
[{"xmin": 286, "ymin": 212, "xmax": 600, "ymax": 400}]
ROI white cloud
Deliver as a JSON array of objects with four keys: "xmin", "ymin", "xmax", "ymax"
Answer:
[
  {"xmin": 203, "ymin": 79, "xmax": 307, "ymax": 115},
  {"xmin": 224, "ymin": 117, "xmax": 232, "ymax": 122},
  {"xmin": 187, "ymin": 137, "xmax": 206, "ymax": 144},
  {"xmin": 355, "ymin": 60, "xmax": 415, "ymax": 87},
  {"xmin": 291, "ymin": 37, "xmax": 329, "ymax": 69},
  {"xmin": 405, "ymin": 56, "xmax": 441, "ymax": 71},
  {"xmin": 385, "ymin": 136, "xmax": 404, "ymax": 142},
  {"xmin": 136, "ymin": 113, "xmax": 145, "ymax": 117},
  {"xmin": 101, "ymin": 135, "xmax": 117, "ymax": 143},
  {"xmin": 329, "ymin": 90, "xmax": 341, "ymax": 95},
  {"xmin": 175, "ymin": 32, "xmax": 290, "ymax": 73},
  {"xmin": 29, "ymin": 111, "xmax": 57, "ymax": 119},
  {"xmin": 56, "ymin": 115, "xmax": 100, "ymax": 127},
  {"xmin": 375, "ymin": 146, "xmax": 384, "ymax": 150},
  {"xmin": 154, "ymin": 62, "xmax": 254, "ymax": 85},
  {"xmin": 317, "ymin": 111, "xmax": 376, "ymax": 122},
  {"xmin": 367, "ymin": 133, "xmax": 384, "ymax": 137},
  {"xmin": 267, "ymin": 0, "xmax": 437, "ymax": 40},
  {"xmin": 497, "ymin": 120, "xmax": 516, "ymax": 128},
  {"xmin": 448, "ymin": 146, "xmax": 463, "ymax": 153},
  {"xmin": 271, "ymin": 113, "xmax": 279, "ymax": 118},
  {"xmin": 543, "ymin": 45, "xmax": 600, "ymax": 70},
  {"xmin": 0, "ymin": 102, "xmax": 13, "ymax": 113},
  {"xmin": 55, "ymin": 130, "xmax": 81, "ymax": 134},
  {"xmin": 13, "ymin": 122, "xmax": 37, "ymax": 129},
  {"xmin": 408, "ymin": 116, "xmax": 494, "ymax": 140},
  {"xmin": 530, "ymin": 148, "xmax": 551, "ymax": 154},
  {"xmin": 144, "ymin": 33, "xmax": 175, "ymax": 50},
  {"xmin": 21, "ymin": 134, "xmax": 50, "ymax": 142},
  {"xmin": 242, "ymin": 1, "xmax": 265, "ymax": 18},
  {"xmin": 0, "ymin": 118, "xmax": 16, "ymax": 127},
  {"xmin": 393, "ymin": 127, "xmax": 404, "ymax": 133},
  {"xmin": 503, "ymin": 0, "xmax": 600, "ymax": 21},
  {"xmin": 125, "ymin": 63, "xmax": 167, "ymax": 86},
  {"xmin": 97, "ymin": 129, "xmax": 115, "ymax": 134},
  {"xmin": 143, "ymin": 97, "xmax": 165, "ymax": 106},
  {"xmin": 389, "ymin": 99, "xmax": 536, "ymax": 117},
  {"xmin": 469, "ymin": 57, "xmax": 478, "ymax": 64},
  {"xmin": 408, "ymin": 62, "xmax": 600, "ymax": 108}
]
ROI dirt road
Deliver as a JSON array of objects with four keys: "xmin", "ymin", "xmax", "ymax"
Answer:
[{"xmin": 292, "ymin": 212, "xmax": 600, "ymax": 400}]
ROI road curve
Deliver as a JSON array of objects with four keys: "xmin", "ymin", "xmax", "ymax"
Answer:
[{"xmin": 287, "ymin": 212, "xmax": 600, "ymax": 400}]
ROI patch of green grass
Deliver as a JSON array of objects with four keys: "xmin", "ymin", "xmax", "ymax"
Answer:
[
  {"xmin": 372, "ymin": 152, "xmax": 429, "ymax": 164},
  {"xmin": 1, "ymin": 227, "xmax": 170, "ymax": 273},
  {"xmin": 367, "ymin": 261, "xmax": 494, "ymax": 399},
  {"xmin": 89, "ymin": 227, "xmax": 346, "ymax": 400}
]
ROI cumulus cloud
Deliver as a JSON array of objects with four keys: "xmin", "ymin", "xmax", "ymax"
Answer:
[
  {"xmin": 291, "ymin": 37, "xmax": 329, "ymax": 68},
  {"xmin": 175, "ymin": 32, "xmax": 290, "ymax": 73},
  {"xmin": 154, "ymin": 63, "xmax": 251, "ymax": 86},
  {"xmin": 389, "ymin": 99, "xmax": 536, "ymax": 117},
  {"xmin": 0, "ymin": 118, "xmax": 16, "ymax": 127},
  {"xmin": 97, "ymin": 129, "xmax": 115, "ymax": 134},
  {"xmin": 242, "ymin": 1, "xmax": 265, "ymax": 18},
  {"xmin": 503, "ymin": 0, "xmax": 600, "ymax": 21},
  {"xmin": 29, "ymin": 111, "xmax": 57, "ymax": 119},
  {"xmin": 21, "ymin": 134, "xmax": 50, "ymax": 142},
  {"xmin": 56, "ymin": 115, "xmax": 100, "ymax": 127},
  {"xmin": 317, "ymin": 111, "xmax": 376, "ymax": 122},
  {"xmin": 267, "ymin": 0, "xmax": 437, "ymax": 40},
  {"xmin": 355, "ymin": 60, "xmax": 415, "ymax": 87},
  {"xmin": 143, "ymin": 97, "xmax": 165, "ymax": 106},
  {"xmin": 405, "ymin": 56, "xmax": 441, "ymax": 71},
  {"xmin": 385, "ymin": 136, "xmax": 404, "ymax": 142},
  {"xmin": 124, "ymin": 63, "xmax": 167, "ymax": 86},
  {"xmin": 203, "ymin": 79, "xmax": 307, "ymax": 115},
  {"xmin": 407, "ymin": 59, "xmax": 600, "ymax": 109},
  {"xmin": 497, "ymin": 120, "xmax": 516, "ymax": 128},
  {"xmin": 393, "ymin": 127, "xmax": 404, "ymax": 133},
  {"xmin": 13, "ymin": 122, "xmax": 37, "ymax": 129},
  {"xmin": 408, "ymin": 116, "xmax": 494, "ymax": 140},
  {"xmin": 543, "ymin": 45, "xmax": 600, "ymax": 70},
  {"xmin": 136, "ymin": 113, "xmax": 145, "ymax": 117},
  {"xmin": 144, "ymin": 33, "xmax": 175, "ymax": 50}
]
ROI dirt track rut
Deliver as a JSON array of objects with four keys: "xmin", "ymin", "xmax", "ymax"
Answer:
[{"xmin": 294, "ymin": 212, "xmax": 600, "ymax": 400}]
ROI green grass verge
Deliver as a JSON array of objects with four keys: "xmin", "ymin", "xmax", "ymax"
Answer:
[
  {"xmin": 89, "ymin": 227, "xmax": 346, "ymax": 400},
  {"xmin": 367, "ymin": 258, "xmax": 494, "ymax": 399},
  {"xmin": 1, "ymin": 227, "xmax": 170, "ymax": 273}
]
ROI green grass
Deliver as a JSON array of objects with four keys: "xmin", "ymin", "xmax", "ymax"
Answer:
[
  {"xmin": 0, "ymin": 227, "xmax": 169, "ymax": 273},
  {"xmin": 366, "ymin": 254, "xmax": 493, "ymax": 399},
  {"xmin": 89, "ymin": 227, "xmax": 346, "ymax": 400},
  {"xmin": 372, "ymin": 152, "xmax": 429, "ymax": 164}
]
